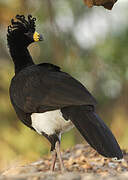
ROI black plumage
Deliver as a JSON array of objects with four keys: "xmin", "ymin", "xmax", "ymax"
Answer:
[{"xmin": 7, "ymin": 15, "xmax": 123, "ymax": 171}]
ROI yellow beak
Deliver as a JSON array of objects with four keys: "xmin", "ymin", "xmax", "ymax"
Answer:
[{"xmin": 33, "ymin": 32, "xmax": 43, "ymax": 42}]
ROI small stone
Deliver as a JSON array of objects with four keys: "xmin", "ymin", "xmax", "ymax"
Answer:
[
  {"xmin": 121, "ymin": 160, "xmax": 128, "ymax": 168},
  {"xmin": 82, "ymin": 174, "xmax": 100, "ymax": 180},
  {"xmin": 79, "ymin": 155, "xmax": 87, "ymax": 163},
  {"xmin": 58, "ymin": 172, "xmax": 81, "ymax": 180},
  {"xmin": 76, "ymin": 149, "xmax": 83, "ymax": 156},
  {"xmin": 81, "ymin": 163, "xmax": 92, "ymax": 170},
  {"xmin": 30, "ymin": 160, "xmax": 44, "ymax": 166},
  {"xmin": 2, "ymin": 166, "xmax": 37, "ymax": 177},
  {"xmin": 108, "ymin": 162, "xmax": 117, "ymax": 168}
]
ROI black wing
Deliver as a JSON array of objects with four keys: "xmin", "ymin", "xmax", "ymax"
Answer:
[{"xmin": 10, "ymin": 64, "xmax": 97, "ymax": 113}]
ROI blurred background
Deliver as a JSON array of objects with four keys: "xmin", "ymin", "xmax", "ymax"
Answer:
[{"xmin": 0, "ymin": 0, "xmax": 128, "ymax": 171}]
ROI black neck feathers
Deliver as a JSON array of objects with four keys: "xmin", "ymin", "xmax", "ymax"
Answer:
[{"xmin": 8, "ymin": 44, "xmax": 34, "ymax": 75}]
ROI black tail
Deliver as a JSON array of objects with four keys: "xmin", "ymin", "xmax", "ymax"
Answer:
[{"xmin": 61, "ymin": 105, "xmax": 123, "ymax": 160}]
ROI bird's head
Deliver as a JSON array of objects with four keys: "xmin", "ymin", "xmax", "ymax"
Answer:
[{"xmin": 7, "ymin": 14, "xmax": 43, "ymax": 48}]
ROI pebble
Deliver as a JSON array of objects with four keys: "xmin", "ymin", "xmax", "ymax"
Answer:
[
  {"xmin": 58, "ymin": 172, "xmax": 81, "ymax": 180},
  {"xmin": 1, "ymin": 144, "xmax": 128, "ymax": 180}
]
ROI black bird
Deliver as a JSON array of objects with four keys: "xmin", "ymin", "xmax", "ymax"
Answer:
[{"xmin": 7, "ymin": 15, "xmax": 123, "ymax": 171}]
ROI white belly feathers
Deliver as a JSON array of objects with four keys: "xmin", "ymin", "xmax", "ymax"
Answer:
[{"xmin": 31, "ymin": 110, "xmax": 73, "ymax": 135}]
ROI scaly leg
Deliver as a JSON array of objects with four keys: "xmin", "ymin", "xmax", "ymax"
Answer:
[
  {"xmin": 55, "ymin": 141, "xmax": 65, "ymax": 172},
  {"xmin": 50, "ymin": 150, "xmax": 57, "ymax": 171}
]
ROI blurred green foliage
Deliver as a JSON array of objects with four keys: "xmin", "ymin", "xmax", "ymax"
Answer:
[{"xmin": 0, "ymin": 0, "xmax": 128, "ymax": 170}]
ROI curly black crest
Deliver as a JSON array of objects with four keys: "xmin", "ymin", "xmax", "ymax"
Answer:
[{"xmin": 8, "ymin": 14, "xmax": 36, "ymax": 35}]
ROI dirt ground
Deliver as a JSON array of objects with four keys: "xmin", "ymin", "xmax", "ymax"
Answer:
[{"xmin": 1, "ymin": 144, "xmax": 128, "ymax": 180}]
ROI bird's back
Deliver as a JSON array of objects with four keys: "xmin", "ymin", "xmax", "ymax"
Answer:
[{"xmin": 10, "ymin": 63, "xmax": 97, "ymax": 114}]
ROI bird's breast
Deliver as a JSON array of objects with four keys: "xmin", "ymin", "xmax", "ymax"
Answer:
[{"xmin": 31, "ymin": 110, "xmax": 73, "ymax": 135}]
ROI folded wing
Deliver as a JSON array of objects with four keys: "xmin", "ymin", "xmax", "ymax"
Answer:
[{"xmin": 10, "ymin": 64, "xmax": 96, "ymax": 113}]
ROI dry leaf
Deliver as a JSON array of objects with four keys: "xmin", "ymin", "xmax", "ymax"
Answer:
[{"xmin": 84, "ymin": 0, "xmax": 118, "ymax": 10}]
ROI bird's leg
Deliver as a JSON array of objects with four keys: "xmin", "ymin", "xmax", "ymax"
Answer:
[
  {"xmin": 55, "ymin": 141, "xmax": 65, "ymax": 172},
  {"xmin": 50, "ymin": 150, "xmax": 57, "ymax": 171}
]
